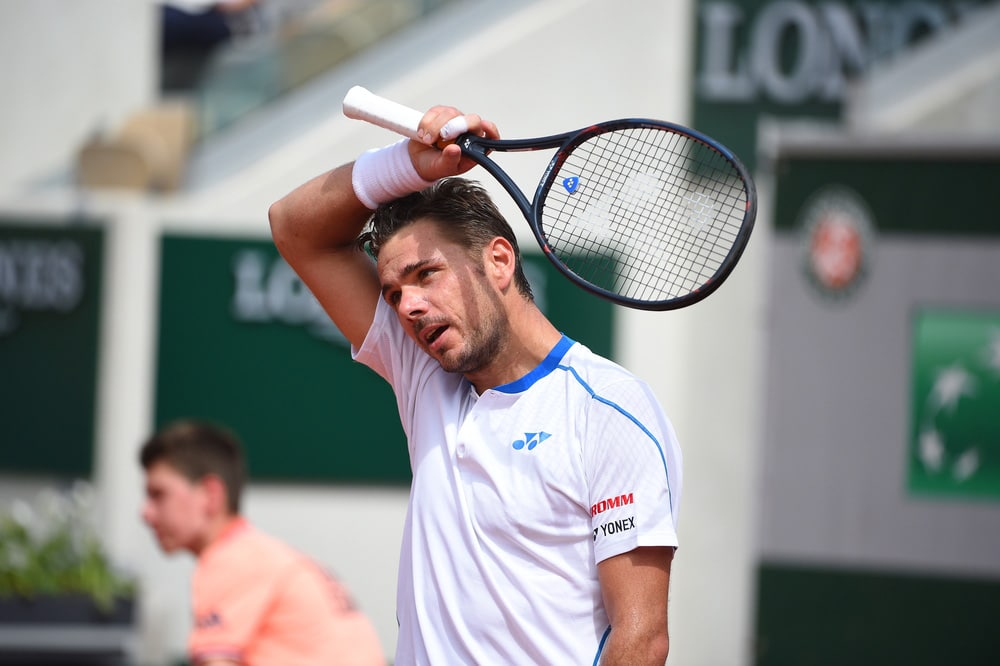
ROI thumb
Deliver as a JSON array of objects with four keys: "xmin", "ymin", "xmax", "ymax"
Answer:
[{"xmin": 413, "ymin": 142, "xmax": 466, "ymax": 180}]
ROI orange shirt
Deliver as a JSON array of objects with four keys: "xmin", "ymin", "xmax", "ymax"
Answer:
[{"xmin": 189, "ymin": 518, "xmax": 385, "ymax": 666}]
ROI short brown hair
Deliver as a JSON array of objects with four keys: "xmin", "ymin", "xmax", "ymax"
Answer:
[
  {"xmin": 139, "ymin": 420, "xmax": 245, "ymax": 514},
  {"xmin": 358, "ymin": 177, "xmax": 534, "ymax": 299}
]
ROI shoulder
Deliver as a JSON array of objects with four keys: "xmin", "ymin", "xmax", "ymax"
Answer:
[
  {"xmin": 198, "ymin": 524, "xmax": 299, "ymax": 577},
  {"xmin": 558, "ymin": 343, "xmax": 670, "ymax": 427},
  {"xmin": 560, "ymin": 342, "xmax": 643, "ymax": 394}
]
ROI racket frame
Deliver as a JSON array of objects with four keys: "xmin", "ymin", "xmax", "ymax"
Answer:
[
  {"xmin": 343, "ymin": 86, "xmax": 757, "ymax": 311},
  {"xmin": 455, "ymin": 121, "xmax": 757, "ymax": 311}
]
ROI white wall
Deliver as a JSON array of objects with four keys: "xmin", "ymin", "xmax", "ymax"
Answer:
[
  {"xmin": 0, "ymin": 1, "xmax": 763, "ymax": 665},
  {"xmin": 0, "ymin": 1, "xmax": 157, "ymax": 191}
]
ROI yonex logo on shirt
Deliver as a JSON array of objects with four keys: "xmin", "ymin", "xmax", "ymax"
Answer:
[{"xmin": 511, "ymin": 432, "xmax": 551, "ymax": 451}]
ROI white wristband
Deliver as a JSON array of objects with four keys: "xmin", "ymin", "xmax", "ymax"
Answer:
[{"xmin": 352, "ymin": 139, "xmax": 435, "ymax": 210}]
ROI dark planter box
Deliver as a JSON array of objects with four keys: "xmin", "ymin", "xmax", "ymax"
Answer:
[{"xmin": 0, "ymin": 594, "xmax": 136, "ymax": 665}]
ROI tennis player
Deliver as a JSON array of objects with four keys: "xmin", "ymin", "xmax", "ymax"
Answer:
[
  {"xmin": 140, "ymin": 419, "xmax": 386, "ymax": 666},
  {"xmin": 269, "ymin": 104, "xmax": 683, "ymax": 665}
]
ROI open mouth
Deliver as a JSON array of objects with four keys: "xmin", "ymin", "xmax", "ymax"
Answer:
[{"xmin": 425, "ymin": 325, "xmax": 447, "ymax": 345}]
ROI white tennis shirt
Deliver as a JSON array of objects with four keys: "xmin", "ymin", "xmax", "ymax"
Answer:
[{"xmin": 354, "ymin": 297, "xmax": 682, "ymax": 665}]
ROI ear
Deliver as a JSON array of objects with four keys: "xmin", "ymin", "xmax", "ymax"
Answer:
[
  {"xmin": 200, "ymin": 474, "xmax": 231, "ymax": 517},
  {"xmin": 484, "ymin": 236, "xmax": 516, "ymax": 291}
]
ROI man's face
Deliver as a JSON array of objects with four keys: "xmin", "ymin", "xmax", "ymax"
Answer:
[
  {"xmin": 141, "ymin": 461, "xmax": 212, "ymax": 555},
  {"xmin": 378, "ymin": 219, "xmax": 508, "ymax": 375}
]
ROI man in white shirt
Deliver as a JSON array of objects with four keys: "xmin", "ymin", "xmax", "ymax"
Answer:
[{"xmin": 269, "ymin": 103, "xmax": 682, "ymax": 665}]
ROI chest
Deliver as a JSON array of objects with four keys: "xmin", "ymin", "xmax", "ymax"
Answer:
[{"xmin": 423, "ymin": 386, "xmax": 594, "ymax": 539}]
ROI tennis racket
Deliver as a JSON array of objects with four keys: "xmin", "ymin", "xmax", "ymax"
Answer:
[{"xmin": 343, "ymin": 85, "xmax": 756, "ymax": 311}]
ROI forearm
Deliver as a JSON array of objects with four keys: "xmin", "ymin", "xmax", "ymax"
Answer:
[
  {"xmin": 597, "ymin": 547, "xmax": 673, "ymax": 666},
  {"xmin": 269, "ymin": 162, "xmax": 372, "ymax": 261}
]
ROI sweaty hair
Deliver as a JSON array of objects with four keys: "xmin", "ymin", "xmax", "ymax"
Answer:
[
  {"xmin": 357, "ymin": 177, "xmax": 534, "ymax": 300},
  {"xmin": 139, "ymin": 420, "xmax": 245, "ymax": 514}
]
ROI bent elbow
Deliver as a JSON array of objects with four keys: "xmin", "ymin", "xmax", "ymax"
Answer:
[
  {"xmin": 268, "ymin": 199, "xmax": 296, "ymax": 258},
  {"xmin": 653, "ymin": 633, "xmax": 669, "ymax": 665},
  {"xmin": 268, "ymin": 200, "xmax": 287, "ymax": 240}
]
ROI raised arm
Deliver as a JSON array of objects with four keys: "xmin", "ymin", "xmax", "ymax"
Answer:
[
  {"xmin": 268, "ymin": 106, "xmax": 498, "ymax": 349},
  {"xmin": 269, "ymin": 162, "xmax": 377, "ymax": 348}
]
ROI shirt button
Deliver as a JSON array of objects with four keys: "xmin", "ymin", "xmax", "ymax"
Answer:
[{"xmin": 457, "ymin": 444, "xmax": 467, "ymax": 457}]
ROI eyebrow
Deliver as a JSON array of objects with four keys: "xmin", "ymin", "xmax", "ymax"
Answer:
[{"xmin": 380, "ymin": 258, "xmax": 433, "ymax": 297}]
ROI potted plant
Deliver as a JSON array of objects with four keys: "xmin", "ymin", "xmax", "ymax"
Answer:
[{"xmin": 0, "ymin": 481, "xmax": 137, "ymax": 663}]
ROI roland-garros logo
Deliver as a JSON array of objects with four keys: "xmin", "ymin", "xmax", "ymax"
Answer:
[
  {"xmin": 798, "ymin": 185, "xmax": 875, "ymax": 301},
  {"xmin": 591, "ymin": 493, "xmax": 634, "ymax": 516}
]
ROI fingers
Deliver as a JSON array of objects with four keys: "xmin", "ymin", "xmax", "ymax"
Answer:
[
  {"xmin": 415, "ymin": 106, "xmax": 496, "ymax": 145},
  {"xmin": 408, "ymin": 105, "xmax": 499, "ymax": 181},
  {"xmin": 439, "ymin": 116, "xmax": 468, "ymax": 141},
  {"xmin": 479, "ymin": 118, "xmax": 500, "ymax": 140}
]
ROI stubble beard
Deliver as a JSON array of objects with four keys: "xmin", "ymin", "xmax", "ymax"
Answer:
[{"xmin": 438, "ymin": 286, "xmax": 507, "ymax": 375}]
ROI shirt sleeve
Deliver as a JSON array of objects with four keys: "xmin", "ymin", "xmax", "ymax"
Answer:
[
  {"xmin": 351, "ymin": 296, "xmax": 394, "ymax": 383},
  {"xmin": 352, "ymin": 294, "xmax": 447, "ymax": 440},
  {"xmin": 584, "ymin": 377, "xmax": 682, "ymax": 564}
]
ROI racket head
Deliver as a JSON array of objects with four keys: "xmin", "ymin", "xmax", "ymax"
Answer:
[{"xmin": 524, "ymin": 119, "xmax": 756, "ymax": 311}]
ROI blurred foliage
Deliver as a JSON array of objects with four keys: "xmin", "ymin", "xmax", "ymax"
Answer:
[{"xmin": 0, "ymin": 481, "xmax": 135, "ymax": 611}]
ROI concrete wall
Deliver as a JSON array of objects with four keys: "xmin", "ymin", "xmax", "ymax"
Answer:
[
  {"xmin": 0, "ymin": 1, "xmax": 762, "ymax": 664},
  {"xmin": 0, "ymin": 1, "xmax": 157, "ymax": 191}
]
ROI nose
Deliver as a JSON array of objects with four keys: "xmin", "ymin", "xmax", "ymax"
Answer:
[
  {"xmin": 141, "ymin": 501, "xmax": 154, "ymax": 526},
  {"xmin": 398, "ymin": 286, "xmax": 427, "ymax": 319}
]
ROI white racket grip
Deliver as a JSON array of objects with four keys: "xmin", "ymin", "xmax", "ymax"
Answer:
[{"xmin": 343, "ymin": 86, "xmax": 422, "ymax": 140}]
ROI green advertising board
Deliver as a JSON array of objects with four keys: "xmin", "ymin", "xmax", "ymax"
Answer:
[
  {"xmin": 691, "ymin": 0, "xmax": 993, "ymax": 170},
  {"xmin": 772, "ymin": 152, "xmax": 1000, "ymax": 235},
  {"xmin": 755, "ymin": 143, "xmax": 1000, "ymax": 664},
  {"xmin": 908, "ymin": 309, "xmax": 1000, "ymax": 500},
  {"xmin": 0, "ymin": 221, "xmax": 104, "ymax": 476},
  {"xmin": 155, "ymin": 234, "xmax": 615, "ymax": 484}
]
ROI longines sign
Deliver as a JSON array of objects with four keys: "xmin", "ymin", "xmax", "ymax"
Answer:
[
  {"xmin": 692, "ymin": 0, "xmax": 990, "ymax": 166},
  {"xmin": 0, "ymin": 222, "xmax": 103, "ymax": 475},
  {"xmin": 0, "ymin": 238, "xmax": 84, "ymax": 338}
]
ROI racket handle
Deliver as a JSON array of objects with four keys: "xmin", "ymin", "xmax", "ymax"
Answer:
[{"xmin": 343, "ymin": 86, "xmax": 422, "ymax": 141}]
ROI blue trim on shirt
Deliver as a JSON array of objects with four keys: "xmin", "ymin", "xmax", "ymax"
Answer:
[
  {"xmin": 493, "ymin": 334, "xmax": 575, "ymax": 394},
  {"xmin": 560, "ymin": 363, "xmax": 675, "ymax": 516},
  {"xmin": 593, "ymin": 625, "xmax": 612, "ymax": 666}
]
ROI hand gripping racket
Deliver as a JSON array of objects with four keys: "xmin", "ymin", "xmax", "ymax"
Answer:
[{"xmin": 343, "ymin": 85, "xmax": 756, "ymax": 311}]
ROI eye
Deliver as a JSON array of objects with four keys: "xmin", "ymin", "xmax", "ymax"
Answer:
[
  {"xmin": 418, "ymin": 268, "xmax": 436, "ymax": 281},
  {"xmin": 385, "ymin": 290, "xmax": 401, "ymax": 306}
]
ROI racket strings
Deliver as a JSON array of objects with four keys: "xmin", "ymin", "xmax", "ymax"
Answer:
[
  {"xmin": 608, "ymin": 129, "xmax": 739, "ymax": 298},
  {"xmin": 540, "ymin": 126, "xmax": 748, "ymax": 304}
]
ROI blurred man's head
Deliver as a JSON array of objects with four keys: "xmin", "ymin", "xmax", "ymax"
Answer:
[{"xmin": 139, "ymin": 420, "xmax": 245, "ymax": 555}]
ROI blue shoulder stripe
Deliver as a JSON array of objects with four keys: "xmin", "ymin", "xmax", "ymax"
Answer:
[{"xmin": 559, "ymin": 363, "xmax": 674, "ymax": 515}]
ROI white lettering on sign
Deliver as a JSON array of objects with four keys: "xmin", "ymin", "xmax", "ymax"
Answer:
[
  {"xmin": 231, "ymin": 250, "xmax": 348, "ymax": 346},
  {"xmin": 0, "ymin": 239, "xmax": 84, "ymax": 336},
  {"xmin": 698, "ymin": 0, "xmax": 977, "ymax": 104}
]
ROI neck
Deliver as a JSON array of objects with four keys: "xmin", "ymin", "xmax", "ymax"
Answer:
[
  {"xmin": 192, "ymin": 514, "xmax": 242, "ymax": 557},
  {"xmin": 465, "ymin": 302, "xmax": 562, "ymax": 394}
]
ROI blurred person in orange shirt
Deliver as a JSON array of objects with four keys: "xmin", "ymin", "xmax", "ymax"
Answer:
[{"xmin": 140, "ymin": 419, "xmax": 386, "ymax": 666}]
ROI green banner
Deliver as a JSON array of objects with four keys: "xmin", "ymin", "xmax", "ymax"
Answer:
[
  {"xmin": 0, "ymin": 222, "xmax": 104, "ymax": 476},
  {"xmin": 755, "ymin": 562, "xmax": 1000, "ymax": 666},
  {"xmin": 773, "ymin": 155, "xmax": 1000, "ymax": 235},
  {"xmin": 154, "ymin": 234, "xmax": 614, "ymax": 484},
  {"xmin": 691, "ymin": 0, "xmax": 993, "ymax": 170},
  {"xmin": 908, "ymin": 309, "xmax": 1000, "ymax": 500}
]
